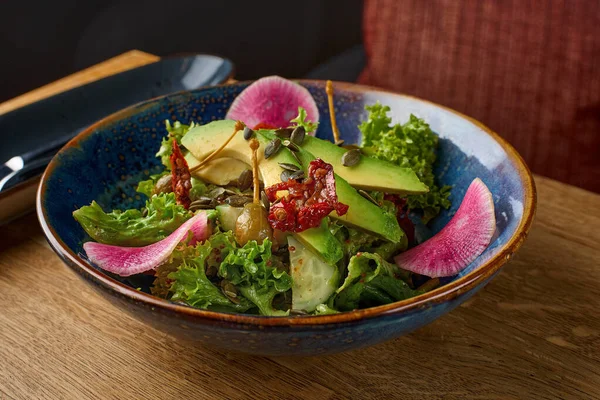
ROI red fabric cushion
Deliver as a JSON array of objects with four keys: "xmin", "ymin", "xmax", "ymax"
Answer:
[{"xmin": 360, "ymin": 0, "xmax": 600, "ymax": 192}]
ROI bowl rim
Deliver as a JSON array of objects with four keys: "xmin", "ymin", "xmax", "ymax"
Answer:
[{"xmin": 36, "ymin": 79, "xmax": 537, "ymax": 327}]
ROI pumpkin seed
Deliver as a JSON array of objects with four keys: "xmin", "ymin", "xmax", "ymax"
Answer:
[
  {"xmin": 278, "ymin": 162, "xmax": 300, "ymax": 172},
  {"xmin": 208, "ymin": 187, "xmax": 226, "ymax": 199},
  {"xmin": 153, "ymin": 174, "xmax": 173, "ymax": 195},
  {"xmin": 282, "ymin": 139, "xmax": 299, "ymax": 152},
  {"xmin": 237, "ymin": 169, "xmax": 253, "ymax": 191},
  {"xmin": 205, "ymin": 265, "xmax": 217, "ymax": 278},
  {"xmin": 290, "ymin": 150, "xmax": 303, "ymax": 165},
  {"xmin": 226, "ymin": 195, "xmax": 252, "ymax": 207},
  {"xmin": 192, "ymin": 196, "xmax": 214, "ymax": 205},
  {"xmin": 264, "ymin": 138, "xmax": 282, "ymax": 159},
  {"xmin": 280, "ymin": 169, "xmax": 293, "ymax": 182},
  {"xmin": 341, "ymin": 148, "xmax": 361, "ymax": 167},
  {"xmin": 261, "ymin": 191, "xmax": 270, "ymax": 211},
  {"xmin": 289, "ymin": 170, "xmax": 305, "ymax": 181},
  {"xmin": 220, "ymin": 280, "xmax": 240, "ymax": 304},
  {"xmin": 243, "ymin": 126, "xmax": 254, "ymax": 140},
  {"xmin": 358, "ymin": 189, "xmax": 379, "ymax": 206},
  {"xmin": 274, "ymin": 128, "xmax": 293, "ymax": 138},
  {"xmin": 189, "ymin": 201, "xmax": 215, "ymax": 211},
  {"xmin": 289, "ymin": 309, "xmax": 308, "ymax": 316},
  {"xmin": 290, "ymin": 126, "xmax": 306, "ymax": 145}
]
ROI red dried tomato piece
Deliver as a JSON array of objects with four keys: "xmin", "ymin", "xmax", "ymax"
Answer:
[
  {"xmin": 170, "ymin": 140, "xmax": 191, "ymax": 209},
  {"xmin": 253, "ymin": 122, "xmax": 278, "ymax": 130},
  {"xmin": 265, "ymin": 158, "xmax": 349, "ymax": 232}
]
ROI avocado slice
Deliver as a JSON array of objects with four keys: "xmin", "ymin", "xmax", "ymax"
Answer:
[
  {"xmin": 182, "ymin": 120, "xmax": 343, "ymax": 264},
  {"xmin": 301, "ymin": 136, "xmax": 428, "ymax": 195},
  {"xmin": 257, "ymin": 130, "xmax": 404, "ymax": 243}
]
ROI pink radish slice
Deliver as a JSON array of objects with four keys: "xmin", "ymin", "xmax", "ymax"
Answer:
[
  {"xmin": 83, "ymin": 212, "xmax": 209, "ymax": 277},
  {"xmin": 226, "ymin": 76, "xmax": 319, "ymax": 133},
  {"xmin": 394, "ymin": 178, "xmax": 496, "ymax": 278}
]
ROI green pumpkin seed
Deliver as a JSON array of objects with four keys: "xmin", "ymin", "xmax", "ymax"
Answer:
[
  {"xmin": 205, "ymin": 265, "xmax": 217, "ymax": 278},
  {"xmin": 289, "ymin": 309, "xmax": 308, "ymax": 316},
  {"xmin": 278, "ymin": 162, "xmax": 300, "ymax": 172},
  {"xmin": 290, "ymin": 126, "xmax": 306, "ymax": 145},
  {"xmin": 282, "ymin": 139, "xmax": 299, "ymax": 152},
  {"xmin": 289, "ymin": 170, "xmax": 305, "ymax": 181},
  {"xmin": 358, "ymin": 189, "xmax": 379, "ymax": 206},
  {"xmin": 280, "ymin": 169, "xmax": 293, "ymax": 182},
  {"xmin": 261, "ymin": 191, "xmax": 270, "ymax": 211},
  {"xmin": 290, "ymin": 150, "xmax": 303, "ymax": 166},
  {"xmin": 208, "ymin": 187, "xmax": 226, "ymax": 200},
  {"xmin": 225, "ymin": 195, "xmax": 252, "ymax": 207},
  {"xmin": 264, "ymin": 138, "xmax": 282, "ymax": 159},
  {"xmin": 243, "ymin": 126, "xmax": 254, "ymax": 140},
  {"xmin": 237, "ymin": 169, "xmax": 253, "ymax": 191},
  {"xmin": 274, "ymin": 128, "xmax": 293, "ymax": 138},
  {"xmin": 341, "ymin": 148, "xmax": 361, "ymax": 167}
]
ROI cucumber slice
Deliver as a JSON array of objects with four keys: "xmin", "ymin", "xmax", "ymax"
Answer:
[
  {"xmin": 289, "ymin": 235, "xmax": 339, "ymax": 312},
  {"xmin": 215, "ymin": 204, "xmax": 243, "ymax": 232}
]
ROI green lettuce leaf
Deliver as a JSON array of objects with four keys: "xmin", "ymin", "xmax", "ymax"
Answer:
[
  {"xmin": 168, "ymin": 245, "xmax": 254, "ymax": 313},
  {"xmin": 218, "ymin": 236, "xmax": 292, "ymax": 316},
  {"xmin": 358, "ymin": 102, "xmax": 451, "ymax": 222},
  {"xmin": 334, "ymin": 252, "xmax": 419, "ymax": 311},
  {"xmin": 290, "ymin": 107, "xmax": 319, "ymax": 134},
  {"xmin": 73, "ymin": 192, "xmax": 191, "ymax": 246}
]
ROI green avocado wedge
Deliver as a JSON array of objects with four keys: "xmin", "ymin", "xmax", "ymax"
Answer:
[
  {"xmin": 257, "ymin": 130, "xmax": 404, "ymax": 243},
  {"xmin": 182, "ymin": 120, "xmax": 343, "ymax": 264},
  {"xmin": 301, "ymin": 136, "xmax": 428, "ymax": 195}
]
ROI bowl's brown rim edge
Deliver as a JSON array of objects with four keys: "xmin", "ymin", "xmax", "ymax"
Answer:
[{"xmin": 36, "ymin": 79, "xmax": 537, "ymax": 327}]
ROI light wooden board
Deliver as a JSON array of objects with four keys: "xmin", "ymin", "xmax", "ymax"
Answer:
[{"xmin": 0, "ymin": 51, "xmax": 599, "ymax": 400}]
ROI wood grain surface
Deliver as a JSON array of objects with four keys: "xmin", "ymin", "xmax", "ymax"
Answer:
[{"xmin": 1, "ymin": 52, "xmax": 599, "ymax": 400}]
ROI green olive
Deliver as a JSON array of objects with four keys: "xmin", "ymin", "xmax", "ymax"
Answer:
[{"xmin": 234, "ymin": 203, "xmax": 273, "ymax": 246}]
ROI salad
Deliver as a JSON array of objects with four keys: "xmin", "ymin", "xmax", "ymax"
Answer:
[{"xmin": 74, "ymin": 77, "xmax": 495, "ymax": 316}]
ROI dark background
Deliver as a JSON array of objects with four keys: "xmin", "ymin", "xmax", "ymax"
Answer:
[{"xmin": 0, "ymin": 0, "xmax": 364, "ymax": 103}]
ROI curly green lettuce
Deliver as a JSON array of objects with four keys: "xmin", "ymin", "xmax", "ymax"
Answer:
[
  {"xmin": 359, "ymin": 102, "xmax": 451, "ymax": 222},
  {"xmin": 73, "ymin": 192, "xmax": 191, "ymax": 246},
  {"xmin": 290, "ymin": 107, "xmax": 319, "ymax": 134},
  {"xmin": 218, "ymin": 234, "xmax": 292, "ymax": 316},
  {"xmin": 334, "ymin": 252, "xmax": 419, "ymax": 311},
  {"xmin": 164, "ymin": 231, "xmax": 292, "ymax": 316},
  {"xmin": 167, "ymin": 245, "xmax": 254, "ymax": 313}
]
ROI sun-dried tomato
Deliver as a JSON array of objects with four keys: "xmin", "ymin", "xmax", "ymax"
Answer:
[
  {"xmin": 170, "ymin": 140, "xmax": 191, "ymax": 209},
  {"xmin": 253, "ymin": 122, "xmax": 278, "ymax": 130},
  {"xmin": 265, "ymin": 158, "xmax": 349, "ymax": 232}
]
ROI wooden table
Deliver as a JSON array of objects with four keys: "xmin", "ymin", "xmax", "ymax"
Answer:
[{"xmin": 1, "ymin": 51, "xmax": 599, "ymax": 400}]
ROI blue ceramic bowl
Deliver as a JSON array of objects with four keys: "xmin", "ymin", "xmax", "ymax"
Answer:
[{"xmin": 37, "ymin": 80, "xmax": 536, "ymax": 356}]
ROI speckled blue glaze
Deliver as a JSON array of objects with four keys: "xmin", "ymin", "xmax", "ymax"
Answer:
[{"xmin": 37, "ymin": 81, "xmax": 535, "ymax": 356}]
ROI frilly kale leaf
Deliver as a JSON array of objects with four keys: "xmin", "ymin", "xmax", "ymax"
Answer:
[{"xmin": 359, "ymin": 102, "xmax": 451, "ymax": 222}]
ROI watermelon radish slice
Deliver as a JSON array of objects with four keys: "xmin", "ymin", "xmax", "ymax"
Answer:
[
  {"xmin": 226, "ymin": 76, "xmax": 319, "ymax": 132},
  {"xmin": 394, "ymin": 178, "xmax": 496, "ymax": 278},
  {"xmin": 83, "ymin": 211, "xmax": 209, "ymax": 277}
]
